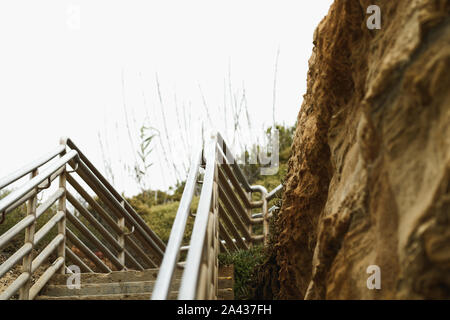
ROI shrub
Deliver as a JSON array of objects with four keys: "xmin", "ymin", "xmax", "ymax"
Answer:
[
  {"xmin": 218, "ymin": 245, "xmax": 265, "ymax": 300},
  {"xmin": 129, "ymin": 196, "xmax": 198, "ymax": 244}
]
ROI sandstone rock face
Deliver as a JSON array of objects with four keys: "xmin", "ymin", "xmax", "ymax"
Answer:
[{"xmin": 275, "ymin": 0, "xmax": 450, "ymax": 299}]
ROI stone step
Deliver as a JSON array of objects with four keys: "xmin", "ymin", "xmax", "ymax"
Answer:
[
  {"xmin": 42, "ymin": 280, "xmax": 181, "ymax": 297},
  {"xmin": 218, "ymin": 265, "xmax": 234, "ymax": 279},
  {"xmin": 218, "ymin": 288, "xmax": 234, "ymax": 300},
  {"xmin": 217, "ymin": 265, "xmax": 234, "ymax": 300},
  {"xmin": 49, "ymin": 268, "xmax": 182, "ymax": 285},
  {"xmin": 38, "ymin": 266, "xmax": 234, "ymax": 300},
  {"xmin": 36, "ymin": 291, "xmax": 177, "ymax": 300},
  {"xmin": 218, "ymin": 276, "xmax": 233, "ymax": 288}
]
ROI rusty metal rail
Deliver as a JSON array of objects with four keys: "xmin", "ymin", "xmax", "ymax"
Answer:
[
  {"xmin": 0, "ymin": 138, "xmax": 165, "ymax": 300},
  {"xmin": 152, "ymin": 132, "xmax": 282, "ymax": 300}
]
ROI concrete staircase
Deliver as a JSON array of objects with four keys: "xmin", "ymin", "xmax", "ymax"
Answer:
[
  {"xmin": 0, "ymin": 136, "xmax": 276, "ymax": 300},
  {"xmin": 36, "ymin": 266, "xmax": 234, "ymax": 300}
]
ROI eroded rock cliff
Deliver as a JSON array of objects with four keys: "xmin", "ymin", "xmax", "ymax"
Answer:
[{"xmin": 273, "ymin": 0, "xmax": 450, "ymax": 299}]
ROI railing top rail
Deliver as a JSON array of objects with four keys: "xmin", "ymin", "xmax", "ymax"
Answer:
[
  {"xmin": 152, "ymin": 147, "xmax": 202, "ymax": 300},
  {"xmin": 266, "ymin": 184, "xmax": 282, "ymax": 201},
  {"xmin": 0, "ymin": 145, "xmax": 66, "ymax": 190},
  {"xmin": 178, "ymin": 135, "xmax": 217, "ymax": 299},
  {"xmin": 216, "ymin": 142, "xmax": 270, "ymax": 198},
  {"xmin": 0, "ymin": 150, "xmax": 78, "ymax": 214},
  {"xmin": 217, "ymin": 132, "xmax": 281, "ymax": 198},
  {"xmin": 72, "ymin": 153, "xmax": 166, "ymax": 259},
  {"xmin": 216, "ymin": 132, "xmax": 253, "ymax": 192},
  {"xmin": 1, "ymin": 136, "xmax": 184, "ymax": 300},
  {"xmin": 164, "ymin": 132, "xmax": 282, "ymax": 299},
  {"xmin": 63, "ymin": 138, "xmax": 166, "ymax": 252}
]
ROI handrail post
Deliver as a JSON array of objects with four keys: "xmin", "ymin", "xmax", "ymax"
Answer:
[
  {"xmin": 246, "ymin": 190, "xmax": 253, "ymax": 247},
  {"xmin": 211, "ymin": 159, "xmax": 219, "ymax": 300},
  {"xmin": 118, "ymin": 201, "xmax": 126, "ymax": 269},
  {"xmin": 57, "ymin": 165, "xmax": 66, "ymax": 274},
  {"xmin": 262, "ymin": 196, "xmax": 269, "ymax": 246},
  {"xmin": 19, "ymin": 169, "xmax": 38, "ymax": 300}
]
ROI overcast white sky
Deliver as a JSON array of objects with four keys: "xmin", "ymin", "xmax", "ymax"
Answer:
[{"xmin": 0, "ymin": 0, "xmax": 333, "ymax": 196}]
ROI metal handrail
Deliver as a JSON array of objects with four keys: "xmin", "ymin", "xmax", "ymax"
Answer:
[
  {"xmin": 0, "ymin": 138, "xmax": 167, "ymax": 300},
  {"xmin": 178, "ymin": 136, "xmax": 218, "ymax": 299},
  {"xmin": 216, "ymin": 132, "xmax": 252, "ymax": 192},
  {"xmin": 0, "ymin": 145, "xmax": 65, "ymax": 190},
  {"xmin": 0, "ymin": 150, "xmax": 78, "ymax": 215},
  {"xmin": 1, "ymin": 133, "xmax": 281, "ymax": 300},
  {"xmin": 153, "ymin": 132, "xmax": 282, "ymax": 300},
  {"xmin": 266, "ymin": 184, "xmax": 282, "ymax": 201},
  {"xmin": 0, "ymin": 188, "xmax": 64, "ymax": 250},
  {"xmin": 151, "ymin": 147, "xmax": 202, "ymax": 299},
  {"xmin": 73, "ymin": 159, "xmax": 165, "ymax": 261},
  {"xmin": 2, "ymin": 168, "xmax": 65, "ymax": 218},
  {"xmin": 64, "ymin": 138, "xmax": 166, "ymax": 255}
]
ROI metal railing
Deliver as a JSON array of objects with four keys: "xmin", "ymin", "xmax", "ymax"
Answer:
[
  {"xmin": 152, "ymin": 132, "xmax": 282, "ymax": 300},
  {"xmin": 0, "ymin": 138, "xmax": 165, "ymax": 300},
  {"xmin": 0, "ymin": 133, "xmax": 281, "ymax": 300}
]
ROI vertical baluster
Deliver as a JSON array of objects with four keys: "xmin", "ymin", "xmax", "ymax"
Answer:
[
  {"xmin": 205, "ymin": 220, "xmax": 212, "ymax": 300},
  {"xmin": 212, "ymin": 160, "xmax": 219, "ymax": 300},
  {"xmin": 58, "ymin": 166, "xmax": 67, "ymax": 274},
  {"xmin": 262, "ymin": 195, "xmax": 268, "ymax": 246},
  {"xmin": 247, "ymin": 190, "xmax": 253, "ymax": 247},
  {"xmin": 197, "ymin": 235, "xmax": 208, "ymax": 299},
  {"xmin": 19, "ymin": 169, "xmax": 38, "ymax": 300},
  {"xmin": 118, "ymin": 201, "xmax": 125, "ymax": 269}
]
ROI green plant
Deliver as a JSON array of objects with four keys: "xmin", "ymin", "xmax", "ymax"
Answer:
[
  {"xmin": 135, "ymin": 123, "xmax": 158, "ymax": 191},
  {"xmin": 218, "ymin": 245, "xmax": 265, "ymax": 300},
  {"xmin": 129, "ymin": 196, "xmax": 198, "ymax": 244}
]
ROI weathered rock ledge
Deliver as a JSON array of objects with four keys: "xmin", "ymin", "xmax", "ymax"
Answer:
[{"xmin": 271, "ymin": 0, "xmax": 450, "ymax": 299}]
